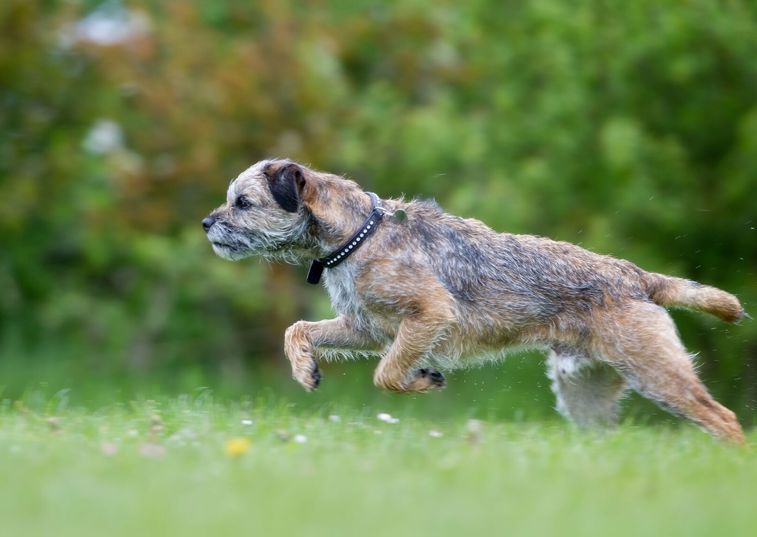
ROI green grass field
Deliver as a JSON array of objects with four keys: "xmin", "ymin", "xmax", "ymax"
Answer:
[{"xmin": 1, "ymin": 361, "xmax": 754, "ymax": 537}]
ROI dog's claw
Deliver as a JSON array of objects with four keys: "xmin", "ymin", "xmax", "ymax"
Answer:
[
  {"xmin": 411, "ymin": 368, "xmax": 446, "ymax": 391},
  {"xmin": 294, "ymin": 361, "xmax": 322, "ymax": 392},
  {"xmin": 311, "ymin": 363, "xmax": 321, "ymax": 388},
  {"xmin": 428, "ymin": 369, "xmax": 446, "ymax": 387}
]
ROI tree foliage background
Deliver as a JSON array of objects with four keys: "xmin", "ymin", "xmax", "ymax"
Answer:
[{"xmin": 1, "ymin": 0, "xmax": 755, "ymax": 416}]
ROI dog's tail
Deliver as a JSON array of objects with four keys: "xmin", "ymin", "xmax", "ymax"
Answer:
[{"xmin": 643, "ymin": 273, "xmax": 746, "ymax": 323}]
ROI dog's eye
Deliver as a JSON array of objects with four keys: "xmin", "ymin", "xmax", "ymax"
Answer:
[{"xmin": 235, "ymin": 195, "xmax": 252, "ymax": 210}]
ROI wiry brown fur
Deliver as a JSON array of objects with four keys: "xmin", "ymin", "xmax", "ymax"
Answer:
[{"xmin": 203, "ymin": 159, "xmax": 747, "ymax": 443}]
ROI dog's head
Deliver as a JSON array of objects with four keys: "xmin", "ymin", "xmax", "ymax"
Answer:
[{"xmin": 202, "ymin": 159, "xmax": 316, "ymax": 262}]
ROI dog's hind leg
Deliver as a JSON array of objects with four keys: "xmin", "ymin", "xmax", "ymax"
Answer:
[
  {"xmin": 592, "ymin": 302, "xmax": 745, "ymax": 444},
  {"xmin": 547, "ymin": 347, "xmax": 627, "ymax": 429}
]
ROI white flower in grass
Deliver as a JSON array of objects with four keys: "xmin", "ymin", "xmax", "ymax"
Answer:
[
  {"xmin": 328, "ymin": 414, "xmax": 341, "ymax": 423},
  {"xmin": 167, "ymin": 427, "xmax": 197, "ymax": 446},
  {"xmin": 377, "ymin": 413, "xmax": 399, "ymax": 424},
  {"xmin": 429, "ymin": 430, "xmax": 443, "ymax": 438},
  {"xmin": 293, "ymin": 434, "xmax": 308, "ymax": 444},
  {"xmin": 241, "ymin": 418, "xmax": 253, "ymax": 426},
  {"xmin": 465, "ymin": 419, "xmax": 483, "ymax": 446}
]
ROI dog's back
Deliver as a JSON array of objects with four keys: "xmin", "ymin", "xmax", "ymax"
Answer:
[{"xmin": 377, "ymin": 198, "xmax": 744, "ymax": 329}]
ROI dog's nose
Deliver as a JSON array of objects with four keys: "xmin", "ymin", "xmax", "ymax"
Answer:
[{"xmin": 202, "ymin": 216, "xmax": 216, "ymax": 232}]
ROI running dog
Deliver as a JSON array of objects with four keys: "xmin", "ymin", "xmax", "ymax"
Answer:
[{"xmin": 202, "ymin": 159, "xmax": 746, "ymax": 443}]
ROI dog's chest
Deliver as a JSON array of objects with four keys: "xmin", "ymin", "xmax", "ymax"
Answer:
[
  {"xmin": 323, "ymin": 267, "xmax": 393, "ymax": 337},
  {"xmin": 324, "ymin": 266, "xmax": 365, "ymax": 317}
]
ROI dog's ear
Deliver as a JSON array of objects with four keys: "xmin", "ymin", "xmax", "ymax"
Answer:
[{"xmin": 265, "ymin": 162, "xmax": 310, "ymax": 212}]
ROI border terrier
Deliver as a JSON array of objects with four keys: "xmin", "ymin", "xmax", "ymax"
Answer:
[{"xmin": 203, "ymin": 159, "xmax": 746, "ymax": 443}]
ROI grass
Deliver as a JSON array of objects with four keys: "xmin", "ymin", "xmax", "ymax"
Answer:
[{"xmin": 0, "ymin": 381, "xmax": 755, "ymax": 537}]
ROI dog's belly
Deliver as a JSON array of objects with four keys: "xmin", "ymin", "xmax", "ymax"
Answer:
[{"xmin": 420, "ymin": 315, "xmax": 585, "ymax": 371}]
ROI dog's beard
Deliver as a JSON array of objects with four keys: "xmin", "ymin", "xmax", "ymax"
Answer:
[
  {"xmin": 210, "ymin": 241, "xmax": 251, "ymax": 261},
  {"xmin": 207, "ymin": 221, "xmax": 310, "ymax": 264}
]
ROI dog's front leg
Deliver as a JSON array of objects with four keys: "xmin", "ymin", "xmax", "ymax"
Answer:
[
  {"xmin": 284, "ymin": 315, "xmax": 377, "ymax": 391},
  {"xmin": 373, "ymin": 315, "xmax": 449, "ymax": 394}
]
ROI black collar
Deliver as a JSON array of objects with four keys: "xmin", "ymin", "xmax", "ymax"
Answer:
[{"xmin": 306, "ymin": 192, "xmax": 384, "ymax": 284}]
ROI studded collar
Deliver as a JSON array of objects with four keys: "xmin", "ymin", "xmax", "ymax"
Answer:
[{"xmin": 306, "ymin": 192, "xmax": 384, "ymax": 284}]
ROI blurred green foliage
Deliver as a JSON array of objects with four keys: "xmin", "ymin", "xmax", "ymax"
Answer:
[{"xmin": 0, "ymin": 1, "xmax": 755, "ymax": 414}]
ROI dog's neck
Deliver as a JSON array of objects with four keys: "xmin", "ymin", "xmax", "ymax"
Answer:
[
  {"xmin": 306, "ymin": 186, "xmax": 376, "ymax": 257},
  {"xmin": 265, "ymin": 189, "xmax": 375, "ymax": 265}
]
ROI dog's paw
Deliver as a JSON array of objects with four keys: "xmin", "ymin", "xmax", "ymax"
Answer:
[
  {"xmin": 404, "ymin": 368, "xmax": 446, "ymax": 392},
  {"xmin": 293, "ymin": 361, "xmax": 321, "ymax": 392},
  {"xmin": 420, "ymin": 368, "xmax": 446, "ymax": 389}
]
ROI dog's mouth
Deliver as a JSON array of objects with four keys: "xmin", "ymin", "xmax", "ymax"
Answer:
[
  {"xmin": 210, "ymin": 240, "xmax": 252, "ymax": 261},
  {"xmin": 207, "ymin": 225, "xmax": 246, "ymax": 252}
]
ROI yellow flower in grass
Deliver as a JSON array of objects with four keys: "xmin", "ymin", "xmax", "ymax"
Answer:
[{"xmin": 225, "ymin": 437, "xmax": 251, "ymax": 458}]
